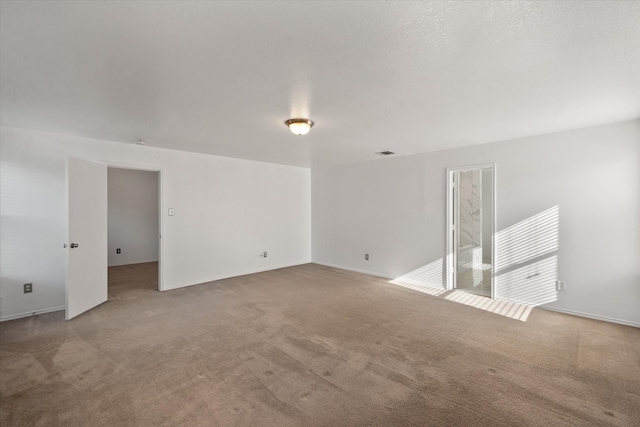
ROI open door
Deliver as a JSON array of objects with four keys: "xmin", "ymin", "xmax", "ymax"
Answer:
[
  {"xmin": 446, "ymin": 164, "xmax": 496, "ymax": 298},
  {"xmin": 66, "ymin": 157, "xmax": 108, "ymax": 320}
]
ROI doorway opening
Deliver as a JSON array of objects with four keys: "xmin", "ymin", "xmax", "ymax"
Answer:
[
  {"xmin": 446, "ymin": 164, "xmax": 495, "ymax": 298},
  {"xmin": 107, "ymin": 167, "xmax": 161, "ymax": 297}
]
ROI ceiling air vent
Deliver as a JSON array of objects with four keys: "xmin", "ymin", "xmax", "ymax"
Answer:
[{"xmin": 375, "ymin": 151, "xmax": 395, "ymax": 156}]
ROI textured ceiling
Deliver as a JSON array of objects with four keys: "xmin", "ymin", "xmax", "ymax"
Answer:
[{"xmin": 1, "ymin": 1, "xmax": 639, "ymax": 167}]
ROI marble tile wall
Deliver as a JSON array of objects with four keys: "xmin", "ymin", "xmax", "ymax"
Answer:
[
  {"xmin": 458, "ymin": 170, "xmax": 482, "ymax": 249},
  {"xmin": 457, "ymin": 170, "xmax": 483, "ymax": 282}
]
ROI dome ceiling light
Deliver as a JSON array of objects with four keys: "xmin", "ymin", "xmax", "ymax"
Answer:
[{"xmin": 285, "ymin": 118, "xmax": 314, "ymax": 136}]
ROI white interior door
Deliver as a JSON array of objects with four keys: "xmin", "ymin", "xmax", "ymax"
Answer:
[{"xmin": 66, "ymin": 157, "xmax": 108, "ymax": 320}]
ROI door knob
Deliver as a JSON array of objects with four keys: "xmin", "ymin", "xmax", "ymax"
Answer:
[{"xmin": 70, "ymin": 243, "xmax": 79, "ymax": 248}]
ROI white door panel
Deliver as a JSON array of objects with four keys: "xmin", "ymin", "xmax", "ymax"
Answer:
[{"xmin": 66, "ymin": 157, "xmax": 107, "ymax": 320}]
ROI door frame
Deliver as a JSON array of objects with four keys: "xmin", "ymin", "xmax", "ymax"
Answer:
[
  {"xmin": 103, "ymin": 162, "xmax": 165, "ymax": 291},
  {"xmin": 445, "ymin": 163, "xmax": 496, "ymax": 298}
]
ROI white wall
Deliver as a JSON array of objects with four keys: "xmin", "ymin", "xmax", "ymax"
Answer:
[
  {"xmin": 312, "ymin": 120, "xmax": 640, "ymax": 326},
  {"xmin": 108, "ymin": 168, "xmax": 159, "ymax": 267},
  {"xmin": 2, "ymin": 121, "xmax": 638, "ymax": 325},
  {"xmin": 0, "ymin": 127, "xmax": 311, "ymax": 320}
]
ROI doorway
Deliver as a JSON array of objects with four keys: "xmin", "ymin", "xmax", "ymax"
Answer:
[
  {"xmin": 66, "ymin": 159, "xmax": 163, "ymax": 320},
  {"xmin": 446, "ymin": 164, "xmax": 495, "ymax": 298},
  {"xmin": 107, "ymin": 167, "xmax": 160, "ymax": 294}
]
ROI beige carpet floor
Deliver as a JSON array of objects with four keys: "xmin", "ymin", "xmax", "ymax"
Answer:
[{"xmin": 1, "ymin": 262, "xmax": 639, "ymax": 426}]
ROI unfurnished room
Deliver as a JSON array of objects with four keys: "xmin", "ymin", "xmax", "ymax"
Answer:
[{"xmin": 0, "ymin": 1, "xmax": 639, "ymax": 426}]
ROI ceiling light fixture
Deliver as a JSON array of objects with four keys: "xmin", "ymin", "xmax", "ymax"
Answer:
[{"xmin": 285, "ymin": 118, "xmax": 314, "ymax": 136}]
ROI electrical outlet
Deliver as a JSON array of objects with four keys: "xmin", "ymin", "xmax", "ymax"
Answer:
[
  {"xmin": 24, "ymin": 283, "xmax": 33, "ymax": 293},
  {"xmin": 365, "ymin": 254, "xmax": 369, "ymax": 260},
  {"xmin": 556, "ymin": 280, "xmax": 566, "ymax": 291},
  {"xmin": 116, "ymin": 248, "xmax": 121, "ymax": 254}
]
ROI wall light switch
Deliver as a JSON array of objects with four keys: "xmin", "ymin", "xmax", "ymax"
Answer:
[
  {"xmin": 556, "ymin": 280, "xmax": 566, "ymax": 291},
  {"xmin": 168, "ymin": 208, "xmax": 175, "ymax": 216}
]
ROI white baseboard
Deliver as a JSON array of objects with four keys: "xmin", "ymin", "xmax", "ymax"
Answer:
[
  {"xmin": 0, "ymin": 263, "xmax": 311, "ymax": 320},
  {"xmin": 108, "ymin": 259, "xmax": 159, "ymax": 267},
  {"xmin": 312, "ymin": 261, "xmax": 391, "ymax": 280},
  {"xmin": 315, "ymin": 262, "xmax": 640, "ymax": 328},
  {"xmin": 540, "ymin": 306, "xmax": 639, "ymax": 328},
  {"xmin": 0, "ymin": 306, "xmax": 65, "ymax": 323},
  {"xmin": 3, "ymin": 267, "xmax": 636, "ymax": 330},
  {"xmin": 162, "ymin": 262, "xmax": 312, "ymax": 291}
]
